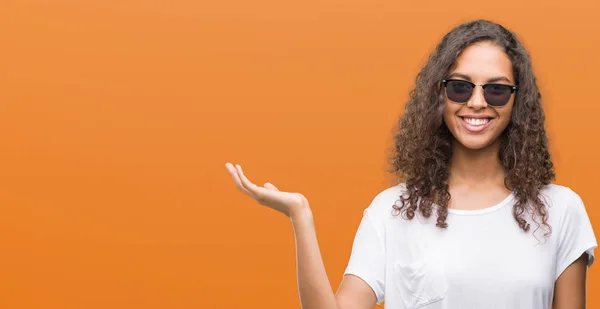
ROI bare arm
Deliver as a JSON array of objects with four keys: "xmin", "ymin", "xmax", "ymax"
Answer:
[
  {"xmin": 225, "ymin": 163, "xmax": 377, "ymax": 309},
  {"xmin": 291, "ymin": 208, "xmax": 377, "ymax": 309},
  {"xmin": 552, "ymin": 253, "xmax": 589, "ymax": 309}
]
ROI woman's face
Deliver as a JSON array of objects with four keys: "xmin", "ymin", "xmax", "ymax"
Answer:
[{"xmin": 443, "ymin": 42, "xmax": 515, "ymax": 151}]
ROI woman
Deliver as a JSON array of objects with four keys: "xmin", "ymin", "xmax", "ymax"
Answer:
[{"xmin": 224, "ymin": 19, "xmax": 597, "ymax": 309}]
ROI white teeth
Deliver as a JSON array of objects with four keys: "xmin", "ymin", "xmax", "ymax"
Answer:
[{"xmin": 464, "ymin": 117, "xmax": 490, "ymax": 126}]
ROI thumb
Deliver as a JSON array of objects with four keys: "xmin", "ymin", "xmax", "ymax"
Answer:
[{"xmin": 263, "ymin": 182, "xmax": 279, "ymax": 191}]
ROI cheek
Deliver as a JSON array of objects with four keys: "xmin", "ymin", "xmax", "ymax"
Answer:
[
  {"xmin": 443, "ymin": 100, "xmax": 460, "ymax": 127},
  {"xmin": 443, "ymin": 100, "xmax": 453, "ymax": 120},
  {"xmin": 496, "ymin": 104, "xmax": 514, "ymax": 128}
]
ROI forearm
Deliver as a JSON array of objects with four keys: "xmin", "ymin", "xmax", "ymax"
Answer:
[{"xmin": 291, "ymin": 208, "xmax": 340, "ymax": 309}]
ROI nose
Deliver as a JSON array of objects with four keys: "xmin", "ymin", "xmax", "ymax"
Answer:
[{"xmin": 467, "ymin": 86, "xmax": 487, "ymax": 110}]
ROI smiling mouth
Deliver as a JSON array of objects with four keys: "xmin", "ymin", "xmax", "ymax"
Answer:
[
  {"xmin": 461, "ymin": 117, "xmax": 492, "ymax": 126},
  {"xmin": 458, "ymin": 116, "xmax": 495, "ymax": 133}
]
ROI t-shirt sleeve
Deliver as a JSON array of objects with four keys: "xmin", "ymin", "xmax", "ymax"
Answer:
[
  {"xmin": 343, "ymin": 208, "xmax": 386, "ymax": 304},
  {"xmin": 555, "ymin": 188, "xmax": 598, "ymax": 280}
]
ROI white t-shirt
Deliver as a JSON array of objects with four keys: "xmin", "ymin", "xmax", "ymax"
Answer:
[{"xmin": 343, "ymin": 183, "xmax": 597, "ymax": 309}]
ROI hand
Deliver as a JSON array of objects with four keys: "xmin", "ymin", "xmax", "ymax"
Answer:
[{"xmin": 225, "ymin": 162, "xmax": 310, "ymax": 219}]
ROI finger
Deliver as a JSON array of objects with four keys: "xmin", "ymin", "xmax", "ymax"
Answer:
[
  {"xmin": 263, "ymin": 182, "xmax": 279, "ymax": 191},
  {"xmin": 225, "ymin": 163, "xmax": 253, "ymax": 196},
  {"xmin": 235, "ymin": 164, "xmax": 262, "ymax": 195},
  {"xmin": 225, "ymin": 162, "xmax": 236, "ymax": 175}
]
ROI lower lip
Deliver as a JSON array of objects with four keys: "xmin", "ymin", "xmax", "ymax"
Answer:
[{"xmin": 460, "ymin": 117, "xmax": 493, "ymax": 133}]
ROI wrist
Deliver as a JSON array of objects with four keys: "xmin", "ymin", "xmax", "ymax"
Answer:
[{"xmin": 289, "ymin": 203, "xmax": 313, "ymax": 224}]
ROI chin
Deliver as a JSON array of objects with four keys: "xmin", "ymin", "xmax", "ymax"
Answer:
[{"xmin": 454, "ymin": 135, "xmax": 497, "ymax": 150}]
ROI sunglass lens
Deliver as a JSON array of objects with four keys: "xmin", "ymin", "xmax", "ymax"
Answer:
[
  {"xmin": 446, "ymin": 80, "xmax": 473, "ymax": 103},
  {"xmin": 484, "ymin": 84, "xmax": 512, "ymax": 106}
]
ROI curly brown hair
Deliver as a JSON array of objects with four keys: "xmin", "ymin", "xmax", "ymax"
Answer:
[{"xmin": 388, "ymin": 19, "xmax": 555, "ymax": 235}]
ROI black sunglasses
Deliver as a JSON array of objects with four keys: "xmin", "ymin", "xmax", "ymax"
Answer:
[{"xmin": 442, "ymin": 79, "xmax": 518, "ymax": 107}]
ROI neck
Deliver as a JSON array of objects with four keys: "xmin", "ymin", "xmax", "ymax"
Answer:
[{"xmin": 449, "ymin": 138, "xmax": 506, "ymax": 189}]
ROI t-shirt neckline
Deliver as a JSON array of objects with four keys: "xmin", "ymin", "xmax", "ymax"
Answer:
[{"xmin": 446, "ymin": 192, "xmax": 515, "ymax": 216}]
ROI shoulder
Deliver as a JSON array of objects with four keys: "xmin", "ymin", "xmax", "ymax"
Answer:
[
  {"xmin": 361, "ymin": 183, "xmax": 424, "ymax": 229},
  {"xmin": 540, "ymin": 183, "xmax": 580, "ymax": 202},
  {"xmin": 363, "ymin": 183, "xmax": 406, "ymax": 217},
  {"xmin": 539, "ymin": 183, "xmax": 589, "ymax": 226},
  {"xmin": 539, "ymin": 183, "xmax": 583, "ymax": 210},
  {"xmin": 541, "ymin": 185, "xmax": 597, "ymax": 272}
]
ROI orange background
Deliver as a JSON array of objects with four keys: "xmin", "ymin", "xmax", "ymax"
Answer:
[{"xmin": 1, "ymin": 0, "xmax": 599, "ymax": 308}]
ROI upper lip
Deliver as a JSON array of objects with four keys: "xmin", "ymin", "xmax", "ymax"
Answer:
[{"xmin": 459, "ymin": 115, "xmax": 494, "ymax": 119}]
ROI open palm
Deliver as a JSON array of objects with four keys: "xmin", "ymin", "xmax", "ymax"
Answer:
[{"xmin": 225, "ymin": 162, "xmax": 309, "ymax": 218}]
